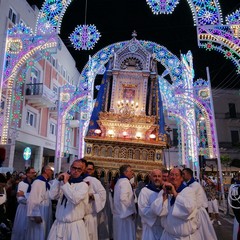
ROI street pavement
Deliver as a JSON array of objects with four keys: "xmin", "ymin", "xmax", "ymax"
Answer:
[{"xmin": 214, "ymin": 212, "xmax": 234, "ymax": 240}]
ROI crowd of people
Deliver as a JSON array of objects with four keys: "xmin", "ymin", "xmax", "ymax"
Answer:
[{"xmin": 0, "ymin": 160, "xmax": 239, "ymax": 240}]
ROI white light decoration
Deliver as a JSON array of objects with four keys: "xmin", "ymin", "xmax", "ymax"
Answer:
[
  {"xmin": 117, "ymin": 99, "xmax": 139, "ymax": 115},
  {"xmin": 123, "ymin": 131, "xmax": 128, "ymax": 137},
  {"xmin": 136, "ymin": 132, "xmax": 142, "ymax": 139},
  {"xmin": 149, "ymin": 134, "xmax": 156, "ymax": 139},
  {"xmin": 146, "ymin": 0, "xmax": 180, "ymax": 15},
  {"xmin": 108, "ymin": 130, "xmax": 114, "ymax": 137},
  {"xmin": 69, "ymin": 24, "xmax": 101, "ymax": 50},
  {"xmin": 94, "ymin": 129, "xmax": 101, "ymax": 135},
  {"xmin": 7, "ymin": 38, "xmax": 23, "ymax": 54}
]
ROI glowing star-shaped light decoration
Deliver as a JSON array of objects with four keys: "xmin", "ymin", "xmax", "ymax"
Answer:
[
  {"xmin": 23, "ymin": 147, "xmax": 31, "ymax": 161},
  {"xmin": 146, "ymin": 0, "xmax": 180, "ymax": 15},
  {"xmin": 69, "ymin": 24, "xmax": 101, "ymax": 50}
]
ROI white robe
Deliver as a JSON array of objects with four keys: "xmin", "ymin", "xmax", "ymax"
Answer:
[
  {"xmin": 83, "ymin": 176, "xmax": 107, "ymax": 240},
  {"xmin": 47, "ymin": 179, "xmax": 90, "ymax": 240},
  {"xmin": 11, "ymin": 181, "xmax": 31, "ymax": 240},
  {"xmin": 188, "ymin": 181, "xmax": 217, "ymax": 240},
  {"xmin": 26, "ymin": 179, "xmax": 52, "ymax": 240},
  {"xmin": 151, "ymin": 188, "xmax": 200, "ymax": 240},
  {"xmin": 113, "ymin": 178, "xmax": 136, "ymax": 240},
  {"xmin": 233, "ymin": 217, "xmax": 239, "ymax": 240},
  {"xmin": 138, "ymin": 187, "xmax": 164, "ymax": 240}
]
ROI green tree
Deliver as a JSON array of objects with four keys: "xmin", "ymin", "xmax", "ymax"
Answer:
[{"xmin": 220, "ymin": 154, "xmax": 231, "ymax": 169}]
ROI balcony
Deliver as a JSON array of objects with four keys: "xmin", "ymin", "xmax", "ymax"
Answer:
[
  {"xmin": 25, "ymin": 83, "xmax": 57, "ymax": 108},
  {"xmin": 49, "ymin": 107, "xmax": 58, "ymax": 118},
  {"xmin": 225, "ymin": 112, "xmax": 240, "ymax": 119}
]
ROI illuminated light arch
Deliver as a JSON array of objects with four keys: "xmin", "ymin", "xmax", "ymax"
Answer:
[
  {"xmin": 158, "ymin": 80, "xmax": 199, "ymax": 170},
  {"xmin": 1, "ymin": 33, "xmax": 57, "ymax": 144},
  {"xmin": 35, "ymin": 0, "xmax": 73, "ymax": 34},
  {"xmin": 80, "ymin": 40, "xmax": 182, "ymax": 93},
  {"xmin": 2, "ymin": 0, "xmax": 238, "ymax": 142},
  {"xmin": 37, "ymin": 0, "xmax": 223, "ymax": 33},
  {"xmin": 55, "ymin": 90, "xmax": 89, "ymax": 172},
  {"xmin": 157, "ymin": 73, "xmax": 218, "ymax": 176},
  {"xmin": 35, "ymin": 0, "xmax": 239, "ymax": 74},
  {"xmin": 0, "ymin": 0, "xmax": 237, "ymax": 183},
  {"xmin": 185, "ymin": 0, "xmax": 223, "ymax": 26}
]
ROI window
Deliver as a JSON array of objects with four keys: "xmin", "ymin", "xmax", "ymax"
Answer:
[
  {"xmin": 19, "ymin": 19, "xmax": 26, "ymax": 26},
  {"xmin": 0, "ymin": 99, "xmax": 5, "ymax": 115},
  {"xmin": 57, "ymin": 63, "xmax": 61, "ymax": 72},
  {"xmin": 231, "ymin": 130, "xmax": 239, "ymax": 146},
  {"xmin": 172, "ymin": 128, "xmax": 178, "ymax": 146},
  {"xmin": 53, "ymin": 84, "xmax": 58, "ymax": 96},
  {"xmin": 62, "ymin": 68, "xmax": 66, "ymax": 78},
  {"xmin": 229, "ymin": 103, "xmax": 236, "ymax": 118},
  {"xmin": 8, "ymin": 7, "xmax": 17, "ymax": 24},
  {"xmin": 26, "ymin": 110, "xmax": 37, "ymax": 127},
  {"xmin": 30, "ymin": 67, "xmax": 40, "ymax": 84},
  {"xmin": 29, "ymin": 67, "xmax": 41, "ymax": 95},
  {"xmin": 50, "ymin": 122, "xmax": 56, "ymax": 135},
  {"xmin": 51, "ymin": 57, "xmax": 56, "ymax": 67}
]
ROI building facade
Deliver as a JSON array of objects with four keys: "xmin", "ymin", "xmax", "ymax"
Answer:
[
  {"xmin": 0, "ymin": 0, "xmax": 81, "ymax": 172},
  {"xmin": 0, "ymin": 0, "xmax": 239, "ymax": 178},
  {"xmin": 166, "ymin": 88, "xmax": 240, "ymax": 174}
]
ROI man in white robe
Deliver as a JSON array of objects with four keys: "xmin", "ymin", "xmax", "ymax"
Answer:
[
  {"xmin": 151, "ymin": 168, "xmax": 200, "ymax": 240},
  {"xmin": 138, "ymin": 169, "xmax": 164, "ymax": 240},
  {"xmin": 182, "ymin": 168, "xmax": 217, "ymax": 240},
  {"xmin": 81, "ymin": 160, "xmax": 107, "ymax": 240},
  {"xmin": 113, "ymin": 164, "xmax": 136, "ymax": 240},
  {"xmin": 47, "ymin": 160, "xmax": 90, "ymax": 240},
  {"xmin": 228, "ymin": 177, "xmax": 240, "ymax": 240},
  {"xmin": 11, "ymin": 167, "xmax": 36, "ymax": 240},
  {"xmin": 26, "ymin": 165, "xmax": 53, "ymax": 240}
]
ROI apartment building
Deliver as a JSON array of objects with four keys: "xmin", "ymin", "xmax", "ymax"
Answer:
[
  {"xmin": 0, "ymin": 0, "xmax": 81, "ymax": 172},
  {"xmin": 166, "ymin": 88, "xmax": 240, "ymax": 172}
]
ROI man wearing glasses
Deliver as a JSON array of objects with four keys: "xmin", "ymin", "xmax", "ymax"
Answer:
[
  {"xmin": 151, "ymin": 168, "xmax": 200, "ymax": 240},
  {"xmin": 47, "ymin": 160, "xmax": 90, "ymax": 240}
]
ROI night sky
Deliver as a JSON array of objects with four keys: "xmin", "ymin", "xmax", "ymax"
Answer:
[{"xmin": 26, "ymin": 0, "xmax": 240, "ymax": 88}]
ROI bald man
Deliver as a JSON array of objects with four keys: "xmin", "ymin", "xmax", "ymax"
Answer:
[
  {"xmin": 151, "ymin": 168, "xmax": 200, "ymax": 240},
  {"xmin": 138, "ymin": 169, "xmax": 164, "ymax": 240}
]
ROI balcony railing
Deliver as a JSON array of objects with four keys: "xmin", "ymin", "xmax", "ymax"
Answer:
[
  {"xmin": 25, "ymin": 83, "xmax": 57, "ymax": 108},
  {"xmin": 225, "ymin": 112, "xmax": 240, "ymax": 119}
]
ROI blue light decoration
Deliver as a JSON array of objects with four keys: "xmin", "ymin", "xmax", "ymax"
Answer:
[
  {"xmin": 146, "ymin": 0, "xmax": 180, "ymax": 15},
  {"xmin": 23, "ymin": 147, "xmax": 31, "ymax": 161},
  {"xmin": 36, "ymin": 0, "xmax": 74, "ymax": 34},
  {"xmin": 226, "ymin": 9, "xmax": 240, "ymax": 25},
  {"xmin": 69, "ymin": 24, "xmax": 101, "ymax": 50}
]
